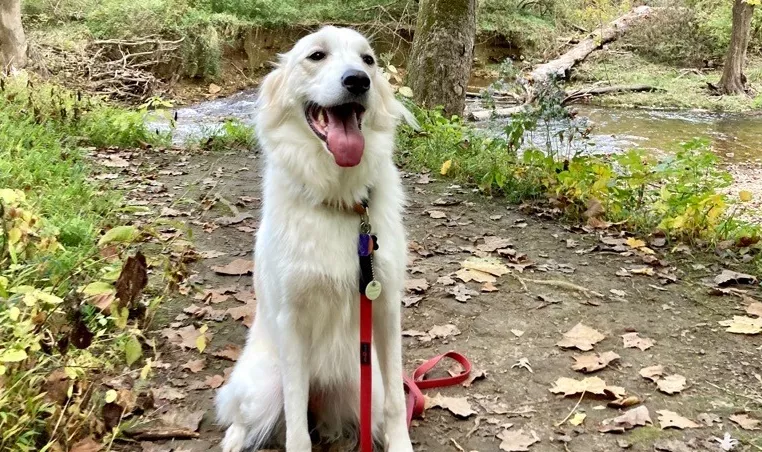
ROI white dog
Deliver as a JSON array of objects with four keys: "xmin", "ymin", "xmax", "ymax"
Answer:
[{"xmin": 215, "ymin": 26, "xmax": 416, "ymax": 452}]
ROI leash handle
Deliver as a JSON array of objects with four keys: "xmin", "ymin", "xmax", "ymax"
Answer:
[{"xmin": 403, "ymin": 351, "xmax": 472, "ymax": 427}]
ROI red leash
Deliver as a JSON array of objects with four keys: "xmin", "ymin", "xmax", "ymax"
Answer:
[{"xmin": 357, "ymin": 203, "xmax": 471, "ymax": 451}]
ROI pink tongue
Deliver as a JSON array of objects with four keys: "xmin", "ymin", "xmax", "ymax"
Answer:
[{"xmin": 325, "ymin": 107, "xmax": 364, "ymax": 167}]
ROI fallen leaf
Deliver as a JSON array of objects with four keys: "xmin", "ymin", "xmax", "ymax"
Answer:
[
  {"xmin": 511, "ymin": 357, "xmax": 533, "ymax": 373},
  {"xmin": 215, "ymin": 213, "xmax": 254, "ymax": 226},
  {"xmin": 697, "ymin": 412, "xmax": 721, "ymax": 426},
  {"xmin": 610, "ymin": 289, "xmax": 627, "ymax": 298},
  {"xmin": 213, "ymin": 344, "xmax": 241, "ymax": 361},
  {"xmin": 200, "ymin": 250, "xmax": 227, "ymax": 259},
  {"xmin": 477, "ymin": 236, "xmax": 513, "ymax": 253},
  {"xmin": 497, "ymin": 428, "xmax": 540, "ymax": 451},
  {"xmin": 226, "ymin": 296, "xmax": 256, "ymax": 328},
  {"xmin": 630, "ymin": 266, "xmax": 655, "ymax": 276},
  {"xmin": 461, "ymin": 256, "xmax": 510, "ymax": 277},
  {"xmin": 556, "ymin": 323, "xmax": 605, "ymax": 351},
  {"xmin": 639, "ymin": 365, "xmax": 665, "ymax": 382},
  {"xmin": 569, "ymin": 412, "xmax": 587, "ymax": 426},
  {"xmin": 510, "ymin": 329, "xmax": 525, "ymax": 337},
  {"xmin": 160, "ymin": 408, "xmax": 204, "ymax": 431},
  {"xmin": 161, "ymin": 325, "xmax": 212, "ymax": 351},
  {"xmin": 398, "ymin": 86, "xmax": 414, "ymax": 98},
  {"xmin": 719, "ymin": 316, "xmax": 762, "ymax": 334},
  {"xmin": 194, "ymin": 287, "xmax": 236, "ymax": 304},
  {"xmin": 402, "ymin": 295, "xmax": 423, "ymax": 307},
  {"xmin": 481, "ymin": 282, "xmax": 498, "ymax": 292},
  {"xmin": 747, "ymin": 301, "xmax": 762, "ymax": 317},
  {"xmin": 448, "ymin": 284, "xmax": 478, "ymax": 302},
  {"xmin": 657, "ymin": 410, "xmax": 700, "ymax": 429},
  {"xmin": 626, "ymin": 237, "xmax": 646, "ymax": 248},
  {"xmin": 153, "ymin": 386, "xmax": 186, "ymax": 401},
  {"xmin": 208, "ymin": 83, "xmax": 221, "ymax": 94},
  {"xmin": 416, "ymin": 174, "xmax": 431, "ymax": 184},
  {"xmin": 571, "ymin": 351, "xmax": 620, "ymax": 373},
  {"xmin": 715, "ymin": 269, "xmax": 758, "ymax": 287},
  {"xmin": 427, "ymin": 210, "xmax": 447, "ymax": 219},
  {"xmin": 211, "ymin": 259, "xmax": 254, "ymax": 276},
  {"xmin": 461, "ymin": 368, "xmax": 486, "ymax": 387},
  {"xmin": 729, "ymin": 413, "xmax": 761, "ymax": 430},
  {"xmin": 428, "ymin": 324, "xmax": 461, "ymax": 340},
  {"xmin": 437, "ymin": 275, "xmax": 456, "ymax": 286},
  {"xmin": 599, "ymin": 405, "xmax": 652, "ymax": 433},
  {"xmin": 656, "ymin": 374, "xmax": 687, "ymax": 394},
  {"xmin": 205, "ymin": 374, "xmax": 225, "ymax": 389},
  {"xmin": 607, "ymin": 395, "xmax": 641, "ymax": 408},
  {"xmin": 455, "ymin": 267, "xmax": 496, "ymax": 284},
  {"xmin": 70, "ymin": 437, "xmax": 103, "ymax": 452},
  {"xmin": 182, "ymin": 359, "xmax": 206, "ymax": 373},
  {"xmin": 425, "ymin": 393, "xmax": 475, "ymax": 418},
  {"xmin": 622, "ymin": 332, "xmax": 655, "ymax": 351},
  {"xmin": 714, "ymin": 432, "xmax": 739, "ymax": 451},
  {"xmin": 115, "ymin": 252, "xmax": 148, "ymax": 310},
  {"xmin": 739, "ymin": 190, "xmax": 753, "ymax": 202},
  {"xmin": 405, "ymin": 278, "xmax": 429, "ymax": 293},
  {"xmin": 549, "ymin": 376, "xmax": 623, "ymax": 398}
]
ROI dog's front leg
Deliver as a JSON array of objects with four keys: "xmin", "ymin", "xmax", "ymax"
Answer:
[
  {"xmin": 374, "ymin": 295, "xmax": 413, "ymax": 452},
  {"xmin": 276, "ymin": 310, "xmax": 312, "ymax": 451}
]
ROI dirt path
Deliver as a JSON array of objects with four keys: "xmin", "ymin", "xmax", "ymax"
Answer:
[{"xmin": 106, "ymin": 146, "xmax": 762, "ymax": 452}]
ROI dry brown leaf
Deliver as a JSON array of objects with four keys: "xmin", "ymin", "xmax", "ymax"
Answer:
[
  {"xmin": 461, "ymin": 368, "xmax": 487, "ymax": 387},
  {"xmin": 153, "ymin": 386, "xmax": 186, "ymax": 401},
  {"xmin": 697, "ymin": 412, "xmax": 721, "ymax": 426},
  {"xmin": 405, "ymin": 278, "xmax": 430, "ymax": 293},
  {"xmin": 729, "ymin": 413, "xmax": 761, "ymax": 430},
  {"xmin": 205, "ymin": 374, "xmax": 225, "ymax": 389},
  {"xmin": 424, "ymin": 393, "xmax": 475, "ymax": 418},
  {"xmin": 427, "ymin": 210, "xmax": 447, "ymax": 219},
  {"xmin": 215, "ymin": 213, "xmax": 254, "ymax": 226},
  {"xmin": 622, "ymin": 332, "xmax": 655, "ymax": 351},
  {"xmin": 497, "ymin": 428, "xmax": 540, "ymax": 451},
  {"xmin": 556, "ymin": 323, "xmax": 606, "ymax": 351},
  {"xmin": 657, "ymin": 410, "xmax": 700, "ymax": 429},
  {"xmin": 549, "ymin": 376, "xmax": 615, "ymax": 397},
  {"xmin": 437, "ymin": 275, "xmax": 456, "ymax": 286},
  {"xmin": 747, "ymin": 301, "xmax": 762, "ymax": 317},
  {"xmin": 719, "ymin": 316, "xmax": 762, "ymax": 334},
  {"xmin": 182, "ymin": 359, "xmax": 206, "ymax": 373},
  {"xmin": 183, "ymin": 304, "xmax": 226, "ymax": 321},
  {"xmin": 194, "ymin": 287, "xmax": 236, "ymax": 304},
  {"xmin": 211, "ymin": 259, "xmax": 254, "ymax": 276},
  {"xmin": 213, "ymin": 344, "xmax": 241, "ymax": 361},
  {"xmin": 402, "ymin": 295, "xmax": 423, "ymax": 307},
  {"xmin": 477, "ymin": 236, "xmax": 513, "ymax": 253},
  {"xmin": 715, "ymin": 269, "xmax": 758, "ymax": 287},
  {"xmin": 160, "ymin": 408, "xmax": 204, "ymax": 431},
  {"xmin": 599, "ymin": 405, "xmax": 652, "ymax": 433},
  {"xmin": 449, "ymin": 284, "xmax": 478, "ymax": 302},
  {"xmin": 656, "ymin": 374, "xmax": 687, "ymax": 394},
  {"xmin": 481, "ymin": 282, "xmax": 499, "ymax": 292},
  {"xmin": 161, "ymin": 325, "xmax": 212, "ymax": 351},
  {"xmin": 208, "ymin": 83, "xmax": 221, "ymax": 94},
  {"xmin": 511, "ymin": 329, "xmax": 525, "ymax": 337},
  {"xmin": 639, "ymin": 365, "xmax": 665, "ymax": 382},
  {"xmin": 607, "ymin": 395, "xmax": 641, "ymax": 408},
  {"xmin": 455, "ymin": 267, "xmax": 496, "ymax": 283},
  {"xmin": 428, "ymin": 324, "xmax": 461, "ymax": 340},
  {"xmin": 571, "ymin": 351, "xmax": 620, "ymax": 373},
  {"xmin": 199, "ymin": 250, "xmax": 227, "ymax": 259},
  {"xmin": 115, "ymin": 252, "xmax": 148, "ymax": 310},
  {"xmin": 70, "ymin": 437, "xmax": 103, "ymax": 452},
  {"xmin": 461, "ymin": 257, "xmax": 510, "ymax": 277}
]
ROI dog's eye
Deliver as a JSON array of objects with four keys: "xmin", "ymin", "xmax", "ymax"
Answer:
[
  {"xmin": 307, "ymin": 51, "xmax": 326, "ymax": 61},
  {"xmin": 362, "ymin": 55, "xmax": 375, "ymax": 66}
]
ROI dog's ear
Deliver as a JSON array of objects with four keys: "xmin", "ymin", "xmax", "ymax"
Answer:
[
  {"xmin": 376, "ymin": 73, "xmax": 419, "ymax": 130},
  {"xmin": 257, "ymin": 59, "xmax": 287, "ymax": 111}
]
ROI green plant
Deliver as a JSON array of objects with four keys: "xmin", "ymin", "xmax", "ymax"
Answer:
[{"xmin": 193, "ymin": 119, "xmax": 257, "ymax": 152}]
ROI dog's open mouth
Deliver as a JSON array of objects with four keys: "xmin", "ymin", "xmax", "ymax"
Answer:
[{"xmin": 305, "ymin": 103, "xmax": 366, "ymax": 168}]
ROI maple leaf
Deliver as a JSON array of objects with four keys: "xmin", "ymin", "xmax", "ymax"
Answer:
[
  {"xmin": 657, "ymin": 410, "xmax": 700, "ymax": 429},
  {"xmin": 571, "ymin": 351, "xmax": 620, "ymax": 373},
  {"xmin": 424, "ymin": 393, "xmax": 475, "ymax": 418},
  {"xmin": 549, "ymin": 376, "xmax": 624, "ymax": 398},
  {"xmin": 213, "ymin": 344, "xmax": 242, "ymax": 361},
  {"xmin": 405, "ymin": 278, "xmax": 429, "ymax": 293},
  {"xmin": 556, "ymin": 323, "xmax": 605, "ymax": 351},
  {"xmin": 161, "ymin": 325, "xmax": 212, "ymax": 351},
  {"xmin": 211, "ymin": 259, "xmax": 254, "ymax": 276},
  {"xmin": 622, "ymin": 332, "xmax": 655, "ymax": 351},
  {"xmin": 729, "ymin": 413, "xmax": 761, "ymax": 430},
  {"xmin": 599, "ymin": 405, "xmax": 652, "ymax": 433},
  {"xmin": 656, "ymin": 374, "xmax": 687, "ymax": 394},
  {"xmin": 497, "ymin": 429, "xmax": 540, "ymax": 451},
  {"xmin": 719, "ymin": 316, "xmax": 762, "ymax": 334},
  {"xmin": 448, "ymin": 284, "xmax": 478, "ymax": 302},
  {"xmin": 639, "ymin": 365, "xmax": 665, "ymax": 382}
]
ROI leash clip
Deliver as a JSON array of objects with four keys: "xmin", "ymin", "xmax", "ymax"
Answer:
[{"xmin": 359, "ymin": 206, "xmax": 371, "ymax": 234}]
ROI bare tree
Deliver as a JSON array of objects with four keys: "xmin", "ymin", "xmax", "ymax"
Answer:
[
  {"xmin": 0, "ymin": 0, "xmax": 27, "ymax": 70},
  {"xmin": 718, "ymin": 0, "xmax": 756, "ymax": 95},
  {"xmin": 407, "ymin": 0, "xmax": 477, "ymax": 117}
]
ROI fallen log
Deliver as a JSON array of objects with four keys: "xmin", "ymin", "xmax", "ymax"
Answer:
[
  {"xmin": 528, "ymin": 6, "xmax": 656, "ymax": 91},
  {"xmin": 562, "ymin": 84, "xmax": 664, "ymax": 105}
]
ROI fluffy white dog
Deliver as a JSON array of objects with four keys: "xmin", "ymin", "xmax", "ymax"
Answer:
[{"xmin": 215, "ymin": 26, "xmax": 416, "ymax": 452}]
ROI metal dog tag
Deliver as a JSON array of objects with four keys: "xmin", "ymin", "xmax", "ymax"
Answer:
[{"xmin": 365, "ymin": 280, "xmax": 382, "ymax": 300}]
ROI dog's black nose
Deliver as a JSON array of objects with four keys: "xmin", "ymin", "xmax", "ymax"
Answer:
[{"xmin": 342, "ymin": 70, "xmax": 370, "ymax": 95}]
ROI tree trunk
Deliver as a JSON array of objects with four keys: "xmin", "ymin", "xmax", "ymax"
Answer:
[
  {"xmin": 0, "ymin": 0, "xmax": 27, "ymax": 70},
  {"xmin": 718, "ymin": 0, "xmax": 755, "ymax": 95},
  {"xmin": 407, "ymin": 0, "xmax": 476, "ymax": 117}
]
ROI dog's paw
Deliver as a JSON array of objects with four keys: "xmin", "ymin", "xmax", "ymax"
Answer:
[{"xmin": 220, "ymin": 423, "xmax": 247, "ymax": 452}]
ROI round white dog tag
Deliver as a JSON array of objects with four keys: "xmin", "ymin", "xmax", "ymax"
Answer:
[{"xmin": 365, "ymin": 280, "xmax": 382, "ymax": 300}]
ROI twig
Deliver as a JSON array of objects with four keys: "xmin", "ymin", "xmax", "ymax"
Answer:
[
  {"xmin": 519, "ymin": 277, "xmax": 605, "ymax": 298},
  {"xmin": 556, "ymin": 391, "xmax": 585, "ymax": 427},
  {"xmin": 512, "ymin": 273, "xmax": 529, "ymax": 292},
  {"xmin": 705, "ymin": 381, "xmax": 762, "ymax": 406},
  {"xmin": 126, "ymin": 428, "xmax": 200, "ymax": 440}
]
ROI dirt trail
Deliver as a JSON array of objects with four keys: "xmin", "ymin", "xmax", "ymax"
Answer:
[{"xmin": 109, "ymin": 146, "xmax": 762, "ymax": 452}]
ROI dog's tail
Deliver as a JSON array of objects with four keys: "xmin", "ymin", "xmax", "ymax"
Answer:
[{"xmin": 216, "ymin": 338, "xmax": 283, "ymax": 452}]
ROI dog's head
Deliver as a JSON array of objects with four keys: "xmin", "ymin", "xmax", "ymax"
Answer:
[{"xmin": 255, "ymin": 26, "xmax": 415, "ymax": 169}]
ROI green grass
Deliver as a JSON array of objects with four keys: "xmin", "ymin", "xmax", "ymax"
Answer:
[
  {"xmin": 570, "ymin": 52, "xmax": 762, "ymax": 111},
  {"xmin": 190, "ymin": 119, "xmax": 257, "ymax": 152},
  {"xmin": 0, "ymin": 74, "xmax": 165, "ymax": 451}
]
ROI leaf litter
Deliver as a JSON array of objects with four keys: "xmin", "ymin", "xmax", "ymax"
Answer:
[{"xmin": 556, "ymin": 323, "xmax": 605, "ymax": 351}]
